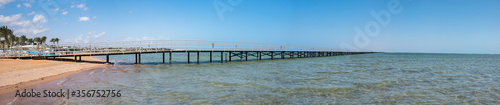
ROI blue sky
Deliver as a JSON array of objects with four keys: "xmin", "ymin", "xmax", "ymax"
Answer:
[{"xmin": 0, "ymin": 0, "xmax": 499, "ymax": 54}]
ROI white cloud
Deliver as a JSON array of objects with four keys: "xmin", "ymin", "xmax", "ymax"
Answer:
[
  {"xmin": 78, "ymin": 17, "xmax": 90, "ymax": 22},
  {"xmin": 141, "ymin": 36, "xmax": 155, "ymax": 40},
  {"xmin": 0, "ymin": 14, "xmax": 22, "ymax": 23},
  {"xmin": 88, "ymin": 31, "xmax": 106, "ymax": 38},
  {"xmin": 23, "ymin": 3, "xmax": 31, "ymax": 8},
  {"xmin": 61, "ymin": 11, "xmax": 68, "ymax": 15},
  {"xmin": 52, "ymin": 8, "xmax": 59, "ymax": 11},
  {"xmin": 87, "ymin": 31, "xmax": 95, "ymax": 36},
  {"xmin": 0, "ymin": 13, "xmax": 50, "ymax": 36},
  {"xmin": 13, "ymin": 26, "xmax": 50, "ymax": 35},
  {"xmin": 94, "ymin": 32, "xmax": 106, "ymax": 38},
  {"xmin": 66, "ymin": 31, "xmax": 106, "ymax": 43},
  {"xmin": 65, "ymin": 35, "xmax": 85, "ymax": 43},
  {"xmin": 93, "ymin": 16, "xmax": 96, "ymax": 19},
  {"xmin": 76, "ymin": 4, "xmax": 85, "ymax": 8},
  {"xmin": 71, "ymin": 3, "xmax": 88, "ymax": 11},
  {"xmin": 16, "ymin": 4, "xmax": 20, "ymax": 8},
  {"xmin": 32, "ymin": 15, "xmax": 47, "ymax": 23},
  {"xmin": 10, "ymin": 20, "xmax": 31, "ymax": 26},
  {"xmin": 27, "ymin": 11, "xmax": 35, "ymax": 16},
  {"xmin": 0, "ymin": 0, "xmax": 14, "ymax": 7},
  {"xmin": 124, "ymin": 36, "xmax": 169, "ymax": 41}
]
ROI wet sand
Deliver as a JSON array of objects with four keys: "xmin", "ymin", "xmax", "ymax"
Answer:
[
  {"xmin": 0, "ymin": 57, "xmax": 107, "ymax": 95},
  {"xmin": 0, "ymin": 67, "xmax": 111, "ymax": 104}
]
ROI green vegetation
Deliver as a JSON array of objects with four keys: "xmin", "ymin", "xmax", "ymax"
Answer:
[
  {"xmin": 50, "ymin": 38, "xmax": 59, "ymax": 45},
  {"xmin": 0, "ymin": 25, "xmax": 61, "ymax": 50}
]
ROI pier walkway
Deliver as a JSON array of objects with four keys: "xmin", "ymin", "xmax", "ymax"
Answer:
[{"xmin": 1, "ymin": 40, "xmax": 378, "ymax": 64}]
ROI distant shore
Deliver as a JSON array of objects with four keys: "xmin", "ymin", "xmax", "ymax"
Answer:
[{"xmin": 0, "ymin": 57, "xmax": 107, "ymax": 95}]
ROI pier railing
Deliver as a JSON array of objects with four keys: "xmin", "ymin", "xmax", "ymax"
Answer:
[{"xmin": 1, "ymin": 40, "xmax": 367, "ymax": 57}]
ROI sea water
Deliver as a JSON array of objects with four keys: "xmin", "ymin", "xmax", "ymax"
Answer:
[{"xmin": 12, "ymin": 53, "xmax": 500, "ymax": 104}]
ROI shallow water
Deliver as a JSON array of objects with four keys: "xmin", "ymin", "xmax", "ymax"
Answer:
[{"xmin": 17, "ymin": 53, "xmax": 500, "ymax": 104}]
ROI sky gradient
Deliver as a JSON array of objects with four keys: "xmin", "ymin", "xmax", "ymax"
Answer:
[{"xmin": 0, "ymin": 0, "xmax": 499, "ymax": 54}]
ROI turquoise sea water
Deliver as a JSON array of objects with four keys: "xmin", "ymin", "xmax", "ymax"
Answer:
[{"xmin": 10, "ymin": 53, "xmax": 500, "ymax": 104}]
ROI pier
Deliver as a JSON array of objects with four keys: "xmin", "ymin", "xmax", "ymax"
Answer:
[{"xmin": 1, "ymin": 40, "xmax": 378, "ymax": 64}]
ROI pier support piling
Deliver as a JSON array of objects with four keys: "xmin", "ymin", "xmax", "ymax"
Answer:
[
  {"xmin": 281, "ymin": 52, "xmax": 284, "ymax": 59},
  {"xmin": 52, "ymin": 50, "xmax": 372, "ymax": 65},
  {"xmin": 271, "ymin": 52, "xmax": 274, "ymax": 60},
  {"xmin": 188, "ymin": 52, "xmax": 190, "ymax": 64},
  {"xmin": 106, "ymin": 54, "xmax": 109, "ymax": 63},
  {"xmin": 258, "ymin": 52, "xmax": 261, "ymax": 60}
]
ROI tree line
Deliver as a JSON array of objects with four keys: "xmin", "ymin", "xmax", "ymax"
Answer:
[{"xmin": 0, "ymin": 25, "xmax": 60, "ymax": 50}]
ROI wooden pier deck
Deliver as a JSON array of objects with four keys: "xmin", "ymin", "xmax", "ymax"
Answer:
[{"xmin": 1, "ymin": 40, "xmax": 378, "ymax": 64}]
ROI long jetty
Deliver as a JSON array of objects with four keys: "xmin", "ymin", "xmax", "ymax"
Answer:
[{"xmin": 1, "ymin": 40, "xmax": 378, "ymax": 64}]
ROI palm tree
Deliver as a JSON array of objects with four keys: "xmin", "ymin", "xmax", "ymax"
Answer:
[
  {"xmin": 8, "ymin": 34, "xmax": 16, "ymax": 49},
  {"xmin": 40, "ymin": 36, "xmax": 47, "ymax": 50},
  {"xmin": 34, "ymin": 37, "xmax": 40, "ymax": 45},
  {"xmin": 54, "ymin": 38, "xmax": 59, "ymax": 45},
  {"xmin": 0, "ymin": 27, "xmax": 3, "ymax": 48},
  {"xmin": 20, "ymin": 35, "xmax": 27, "ymax": 45},
  {"xmin": 0, "ymin": 26, "xmax": 12, "ymax": 49},
  {"xmin": 14, "ymin": 36, "xmax": 20, "ymax": 46},
  {"xmin": 0, "ymin": 31, "xmax": 4, "ymax": 49},
  {"xmin": 27, "ymin": 38, "xmax": 34, "ymax": 45},
  {"xmin": 54, "ymin": 38, "xmax": 60, "ymax": 51},
  {"xmin": 41, "ymin": 36, "xmax": 47, "ymax": 45},
  {"xmin": 0, "ymin": 40, "xmax": 3, "ymax": 48},
  {"xmin": 50, "ymin": 38, "xmax": 55, "ymax": 45},
  {"xmin": 34, "ymin": 37, "xmax": 40, "ymax": 50},
  {"xmin": 0, "ymin": 26, "xmax": 7, "ymax": 46}
]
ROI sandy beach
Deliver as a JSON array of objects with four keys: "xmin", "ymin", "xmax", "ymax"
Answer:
[{"xmin": 0, "ymin": 57, "xmax": 107, "ymax": 95}]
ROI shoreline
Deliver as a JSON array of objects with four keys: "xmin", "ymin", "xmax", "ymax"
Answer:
[{"xmin": 0, "ymin": 56, "xmax": 108, "ymax": 95}]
